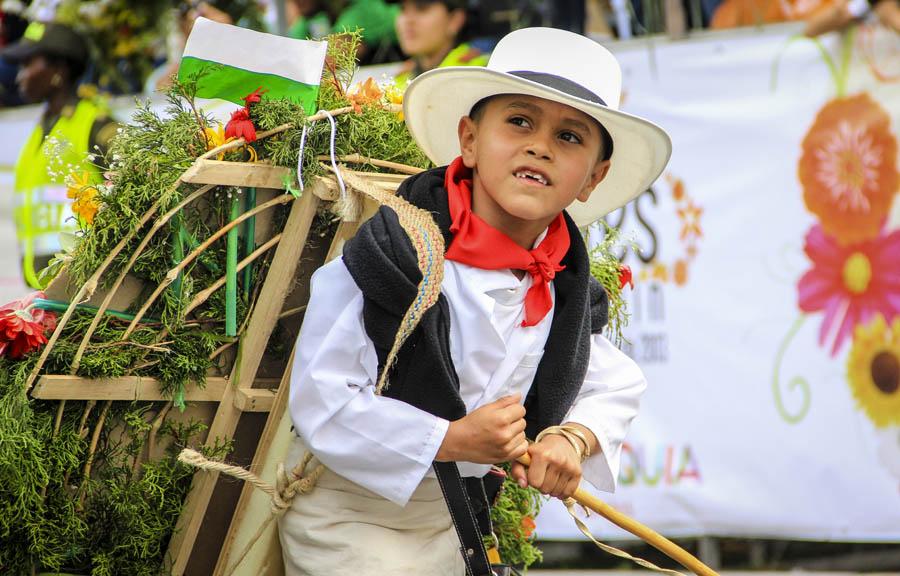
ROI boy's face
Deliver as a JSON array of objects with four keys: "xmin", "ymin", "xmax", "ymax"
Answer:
[{"xmin": 458, "ymin": 94, "xmax": 611, "ymax": 240}]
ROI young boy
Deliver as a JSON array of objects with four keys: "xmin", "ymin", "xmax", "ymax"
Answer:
[{"xmin": 280, "ymin": 26, "xmax": 671, "ymax": 575}]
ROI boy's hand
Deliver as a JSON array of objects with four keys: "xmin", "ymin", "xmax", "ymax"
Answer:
[
  {"xmin": 510, "ymin": 435, "xmax": 582, "ymax": 499},
  {"xmin": 437, "ymin": 394, "xmax": 528, "ymax": 464}
]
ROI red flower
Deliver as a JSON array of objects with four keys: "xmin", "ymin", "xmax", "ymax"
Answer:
[
  {"xmin": 797, "ymin": 225, "xmax": 900, "ymax": 356},
  {"xmin": 225, "ymin": 108, "xmax": 257, "ymax": 143},
  {"xmin": 618, "ymin": 264, "xmax": 634, "ymax": 290},
  {"xmin": 242, "ymin": 87, "xmax": 268, "ymax": 108},
  {"xmin": 0, "ymin": 292, "xmax": 57, "ymax": 359}
]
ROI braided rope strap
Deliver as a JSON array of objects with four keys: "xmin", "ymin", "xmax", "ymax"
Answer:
[{"xmin": 335, "ymin": 167, "xmax": 446, "ymax": 394}]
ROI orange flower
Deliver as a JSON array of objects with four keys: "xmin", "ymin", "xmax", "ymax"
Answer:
[
  {"xmin": 348, "ymin": 77, "xmax": 384, "ymax": 112},
  {"xmin": 66, "ymin": 171, "xmax": 100, "ymax": 225},
  {"xmin": 799, "ymin": 94, "xmax": 898, "ymax": 245},
  {"xmin": 520, "ymin": 516, "xmax": 536, "ymax": 538}
]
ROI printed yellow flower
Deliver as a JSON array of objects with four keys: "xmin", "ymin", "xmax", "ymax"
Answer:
[
  {"xmin": 204, "ymin": 124, "xmax": 235, "ymax": 160},
  {"xmin": 847, "ymin": 315, "xmax": 900, "ymax": 428},
  {"xmin": 66, "ymin": 171, "xmax": 100, "ymax": 225}
]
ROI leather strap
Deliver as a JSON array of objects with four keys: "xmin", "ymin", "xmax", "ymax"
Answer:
[{"xmin": 433, "ymin": 461, "xmax": 493, "ymax": 576}]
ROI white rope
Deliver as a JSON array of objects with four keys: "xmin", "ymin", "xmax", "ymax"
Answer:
[{"xmin": 294, "ymin": 110, "xmax": 345, "ymax": 200}]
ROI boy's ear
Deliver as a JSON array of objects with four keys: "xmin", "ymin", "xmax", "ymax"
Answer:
[
  {"xmin": 458, "ymin": 116, "xmax": 478, "ymax": 168},
  {"xmin": 577, "ymin": 159, "xmax": 612, "ymax": 202}
]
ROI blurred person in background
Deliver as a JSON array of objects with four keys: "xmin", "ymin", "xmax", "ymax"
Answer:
[
  {"xmin": 0, "ymin": 2, "xmax": 27, "ymax": 106},
  {"xmin": 332, "ymin": 0, "xmax": 402, "ymax": 64},
  {"xmin": 804, "ymin": 0, "xmax": 900, "ymax": 35},
  {"xmin": 1, "ymin": 21, "xmax": 117, "ymax": 288},
  {"xmin": 287, "ymin": 0, "xmax": 334, "ymax": 39},
  {"xmin": 145, "ymin": 1, "xmax": 234, "ymax": 93},
  {"xmin": 391, "ymin": 0, "xmax": 487, "ymax": 89}
]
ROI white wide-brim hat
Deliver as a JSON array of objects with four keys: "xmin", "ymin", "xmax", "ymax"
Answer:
[{"xmin": 403, "ymin": 27, "xmax": 672, "ymax": 227}]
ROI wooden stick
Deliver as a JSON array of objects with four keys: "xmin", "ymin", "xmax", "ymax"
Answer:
[
  {"xmin": 516, "ymin": 453, "xmax": 718, "ymax": 576},
  {"xmin": 185, "ymin": 234, "xmax": 282, "ymax": 317},
  {"xmin": 315, "ymin": 153, "xmax": 425, "ymax": 175},
  {"xmin": 122, "ymin": 194, "xmax": 294, "ymax": 339},
  {"xmin": 78, "ymin": 399, "xmax": 112, "ymax": 507},
  {"xmin": 69, "ymin": 184, "xmax": 217, "ymax": 375},
  {"xmin": 200, "ymin": 105, "xmax": 360, "ymax": 161},
  {"xmin": 23, "ymin": 195, "xmax": 167, "ymax": 393}
]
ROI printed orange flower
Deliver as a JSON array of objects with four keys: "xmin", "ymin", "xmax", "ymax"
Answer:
[
  {"xmin": 798, "ymin": 225, "xmax": 900, "ymax": 355},
  {"xmin": 846, "ymin": 315, "xmax": 900, "ymax": 428},
  {"xmin": 799, "ymin": 94, "xmax": 898, "ymax": 245},
  {"xmin": 677, "ymin": 198, "xmax": 703, "ymax": 242},
  {"xmin": 66, "ymin": 171, "xmax": 100, "ymax": 225},
  {"xmin": 673, "ymin": 259, "xmax": 689, "ymax": 286},
  {"xmin": 0, "ymin": 292, "xmax": 57, "ymax": 359}
]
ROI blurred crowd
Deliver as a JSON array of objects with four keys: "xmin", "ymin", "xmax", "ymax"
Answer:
[{"xmin": 1, "ymin": 0, "xmax": 897, "ymax": 111}]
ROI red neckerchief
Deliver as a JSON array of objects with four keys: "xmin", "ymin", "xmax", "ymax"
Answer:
[{"xmin": 444, "ymin": 156, "xmax": 569, "ymax": 327}]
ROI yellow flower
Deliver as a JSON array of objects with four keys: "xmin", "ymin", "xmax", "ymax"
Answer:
[
  {"xmin": 847, "ymin": 315, "xmax": 900, "ymax": 428},
  {"xmin": 66, "ymin": 171, "xmax": 100, "ymax": 225},
  {"xmin": 204, "ymin": 124, "xmax": 235, "ymax": 160},
  {"xmin": 385, "ymin": 83, "xmax": 404, "ymax": 120}
]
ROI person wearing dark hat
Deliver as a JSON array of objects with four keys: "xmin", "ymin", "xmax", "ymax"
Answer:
[
  {"xmin": 2, "ymin": 21, "xmax": 117, "ymax": 288},
  {"xmin": 279, "ymin": 27, "xmax": 670, "ymax": 574},
  {"xmin": 391, "ymin": 0, "xmax": 487, "ymax": 89}
]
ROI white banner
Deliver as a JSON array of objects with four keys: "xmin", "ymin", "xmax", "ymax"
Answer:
[
  {"xmin": 1, "ymin": 21, "xmax": 897, "ymax": 542},
  {"xmin": 538, "ymin": 23, "xmax": 900, "ymax": 541}
]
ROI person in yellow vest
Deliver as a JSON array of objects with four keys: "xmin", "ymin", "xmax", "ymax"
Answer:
[
  {"xmin": 1, "ymin": 22, "xmax": 117, "ymax": 288},
  {"xmin": 391, "ymin": 0, "xmax": 488, "ymax": 90}
]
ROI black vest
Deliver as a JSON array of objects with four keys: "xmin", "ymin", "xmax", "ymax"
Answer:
[{"xmin": 343, "ymin": 166, "xmax": 608, "ymax": 439}]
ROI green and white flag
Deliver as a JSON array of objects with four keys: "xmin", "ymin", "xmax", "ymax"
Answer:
[{"xmin": 178, "ymin": 17, "xmax": 327, "ymax": 113}]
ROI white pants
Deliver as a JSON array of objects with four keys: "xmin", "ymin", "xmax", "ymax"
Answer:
[{"xmin": 278, "ymin": 437, "xmax": 466, "ymax": 576}]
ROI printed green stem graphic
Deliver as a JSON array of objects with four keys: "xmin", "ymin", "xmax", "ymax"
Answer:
[
  {"xmin": 770, "ymin": 27, "xmax": 856, "ymax": 98},
  {"xmin": 772, "ymin": 314, "xmax": 812, "ymax": 424}
]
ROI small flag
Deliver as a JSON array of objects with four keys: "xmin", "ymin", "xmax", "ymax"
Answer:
[{"xmin": 178, "ymin": 18, "xmax": 327, "ymax": 114}]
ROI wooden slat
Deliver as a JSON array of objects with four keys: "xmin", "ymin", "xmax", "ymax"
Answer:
[
  {"xmin": 165, "ymin": 189, "xmax": 320, "ymax": 575},
  {"xmin": 32, "ymin": 375, "xmax": 227, "ymax": 402},
  {"xmin": 31, "ymin": 376, "xmax": 282, "ymax": 405},
  {"xmin": 214, "ymin": 208, "xmax": 359, "ymax": 574},
  {"xmin": 233, "ymin": 388, "xmax": 277, "ymax": 413},
  {"xmin": 182, "ymin": 159, "xmax": 292, "ymax": 190},
  {"xmin": 213, "ymin": 355, "xmax": 296, "ymax": 576}
]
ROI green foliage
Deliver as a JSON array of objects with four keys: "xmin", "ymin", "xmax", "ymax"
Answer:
[
  {"xmin": 588, "ymin": 224, "xmax": 636, "ymax": 346},
  {"xmin": 488, "ymin": 464, "xmax": 545, "ymax": 570}
]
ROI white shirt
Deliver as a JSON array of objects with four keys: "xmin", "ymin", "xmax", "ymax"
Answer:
[{"xmin": 289, "ymin": 256, "xmax": 647, "ymax": 506}]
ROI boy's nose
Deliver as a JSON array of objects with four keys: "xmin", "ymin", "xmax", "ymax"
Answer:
[{"xmin": 525, "ymin": 139, "xmax": 553, "ymax": 161}]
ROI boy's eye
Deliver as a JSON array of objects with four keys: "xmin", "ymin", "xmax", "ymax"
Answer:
[
  {"xmin": 559, "ymin": 131, "xmax": 582, "ymax": 144},
  {"xmin": 508, "ymin": 116, "xmax": 531, "ymax": 128}
]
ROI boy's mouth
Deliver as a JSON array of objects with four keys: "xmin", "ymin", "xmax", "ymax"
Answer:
[{"xmin": 513, "ymin": 169, "xmax": 550, "ymax": 186}]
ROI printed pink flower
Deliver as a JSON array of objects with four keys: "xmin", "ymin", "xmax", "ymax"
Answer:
[
  {"xmin": 798, "ymin": 225, "xmax": 900, "ymax": 355},
  {"xmin": 0, "ymin": 292, "xmax": 57, "ymax": 359}
]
